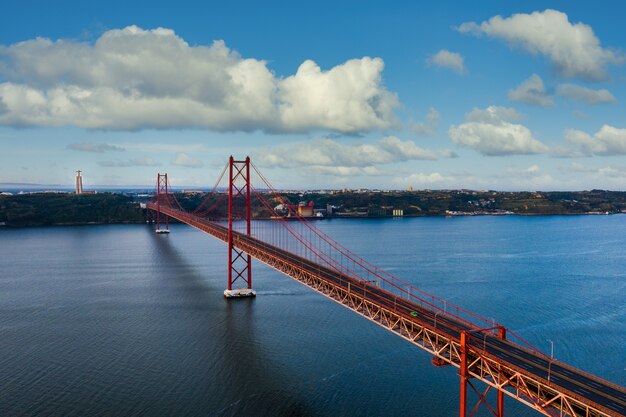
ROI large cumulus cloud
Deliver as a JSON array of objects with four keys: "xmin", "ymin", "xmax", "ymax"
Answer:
[
  {"xmin": 458, "ymin": 9, "xmax": 621, "ymax": 81},
  {"xmin": 0, "ymin": 26, "xmax": 398, "ymax": 132},
  {"xmin": 448, "ymin": 106, "xmax": 549, "ymax": 156},
  {"xmin": 565, "ymin": 125, "xmax": 626, "ymax": 155}
]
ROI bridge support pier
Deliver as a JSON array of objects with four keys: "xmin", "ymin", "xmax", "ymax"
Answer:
[{"xmin": 224, "ymin": 156, "xmax": 255, "ymax": 299}]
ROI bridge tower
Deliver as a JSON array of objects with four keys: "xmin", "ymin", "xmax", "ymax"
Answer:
[
  {"xmin": 155, "ymin": 173, "xmax": 170, "ymax": 234},
  {"xmin": 224, "ymin": 156, "xmax": 256, "ymax": 298},
  {"xmin": 459, "ymin": 326, "xmax": 507, "ymax": 417}
]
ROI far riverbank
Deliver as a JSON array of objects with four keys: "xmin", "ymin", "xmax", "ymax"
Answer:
[{"xmin": 1, "ymin": 189, "xmax": 625, "ymax": 227}]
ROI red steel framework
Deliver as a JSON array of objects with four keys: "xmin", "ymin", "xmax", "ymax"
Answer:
[
  {"xmin": 227, "ymin": 156, "xmax": 252, "ymax": 291},
  {"xmin": 155, "ymin": 173, "xmax": 169, "ymax": 232},
  {"xmin": 460, "ymin": 327, "xmax": 508, "ymax": 417},
  {"xmin": 148, "ymin": 159, "xmax": 626, "ymax": 417}
]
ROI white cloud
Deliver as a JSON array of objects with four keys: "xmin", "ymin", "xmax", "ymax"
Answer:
[
  {"xmin": 0, "ymin": 26, "xmax": 398, "ymax": 133},
  {"xmin": 465, "ymin": 106, "xmax": 522, "ymax": 123},
  {"xmin": 556, "ymin": 84, "xmax": 617, "ymax": 104},
  {"xmin": 121, "ymin": 143, "xmax": 209, "ymax": 153},
  {"xmin": 597, "ymin": 166, "xmax": 626, "ymax": 178},
  {"xmin": 306, "ymin": 166, "xmax": 386, "ymax": 177},
  {"xmin": 560, "ymin": 162, "xmax": 626, "ymax": 179},
  {"xmin": 0, "ymin": 95, "xmax": 8, "ymax": 115},
  {"xmin": 565, "ymin": 125, "xmax": 626, "ymax": 155},
  {"xmin": 394, "ymin": 166, "xmax": 561, "ymax": 190},
  {"xmin": 67, "ymin": 143, "xmax": 125, "ymax": 153},
  {"xmin": 458, "ymin": 9, "xmax": 621, "ymax": 81},
  {"xmin": 448, "ymin": 105, "xmax": 549, "ymax": 156},
  {"xmin": 409, "ymin": 107, "xmax": 440, "ymax": 136},
  {"xmin": 171, "ymin": 152, "xmax": 203, "ymax": 168},
  {"xmin": 499, "ymin": 164, "xmax": 542, "ymax": 178},
  {"xmin": 427, "ymin": 50, "xmax": 466, "ymax": 75},
  {"xmin": 397, "ymin": 172, "xmax": 452, "ymax": 186},
  {"xmin": 99, "ymin": 156, "xmax": 161, "ymax": 167},
  {"xmin": 254, "ymin": 136, "xmax": 456, "ymax": 170},
  {"xmin": 596, "ymin": 166, "xmax": 626, "ymax": 178},
  {"xmin": 559, "ymin": 162, "xmax": 596, "ymax": 174},
  {"xmin": 549, "ymin": 145, "xmax": 586, "ymax": 159},
  {"xmin": 379, "ymin": 136, "xmax": 457, "ymax": 159},
  {"xmin": 277, "ymin": 58, "xmax": 398, "ymax": 132},
  {"xmin": 508, "ymin": 74, "xmax": 553, "ymax": 107},
  {"xmin": 495, "ymin": 165, "xmax": 557, "ymax": 189}
]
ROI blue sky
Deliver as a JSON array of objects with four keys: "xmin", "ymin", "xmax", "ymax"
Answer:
[{"xmin": 1, "ymin": 0, "xmax": 625, "ymax": 190}]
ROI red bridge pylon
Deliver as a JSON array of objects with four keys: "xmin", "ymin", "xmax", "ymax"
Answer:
[
  {"xmin": 155, "ymin": 173, "xmax": 170, "ymax": 234},
  {"xmin": 459, "ymin": 326, "xmax": 507, "ymax": 417},
  {"xmin": 224, "ymin": 156, "xmax": 256, "ymax": 298}
]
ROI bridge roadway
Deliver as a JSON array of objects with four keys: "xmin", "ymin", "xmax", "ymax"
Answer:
[{"xmin": 148, "ymin": 204, "xmax": 626, "ymax": 417}]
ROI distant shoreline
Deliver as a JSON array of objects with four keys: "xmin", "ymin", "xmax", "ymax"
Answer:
[
  {"xmin": 1, "ymin": 190, "xmax": 625, "ymax": 228},
  {"xmin": 1, "ymin": 211, "xmax": 623, "ymax": 229}
]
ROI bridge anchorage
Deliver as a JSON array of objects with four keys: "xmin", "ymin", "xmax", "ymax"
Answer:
[{"xmin": 148, "ymin": 156, "xmax": 626, "ymax": 417}]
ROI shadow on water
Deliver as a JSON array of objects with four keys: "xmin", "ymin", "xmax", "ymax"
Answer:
[{"xmin": 149, "ymin": 227, "xmax": 315, "ymax": 417}]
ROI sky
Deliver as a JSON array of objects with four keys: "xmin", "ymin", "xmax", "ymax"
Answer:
[{"xmin": 1, "ymin": 0, "xmax": 625, "ymax": 190}]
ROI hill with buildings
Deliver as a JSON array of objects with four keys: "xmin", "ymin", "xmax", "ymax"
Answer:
[
  {"xmin": 292, "ymin": 189, "xmax": 626, "ymax": 217},
  {"xmin": 176, "ymin": 189, "xmax": 625, "ymax": 218},
  {"xmin": 1, "ymin": 189, "xmax": 625, "ymax": 227}
]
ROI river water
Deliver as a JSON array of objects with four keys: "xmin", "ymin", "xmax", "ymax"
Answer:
[{"xmin": 0, "ymin": 216, "xmax": 624, "ymax": 416}]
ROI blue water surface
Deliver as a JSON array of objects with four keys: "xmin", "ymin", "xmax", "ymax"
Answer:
[{"xmin": 0, "ymin": 215, "xmax": 624, "ymax": 416}]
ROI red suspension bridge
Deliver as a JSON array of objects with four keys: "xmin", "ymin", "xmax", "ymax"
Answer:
[{"xmin": 146, "ymin": 156, "xmax": 625, "ymax": 417}]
